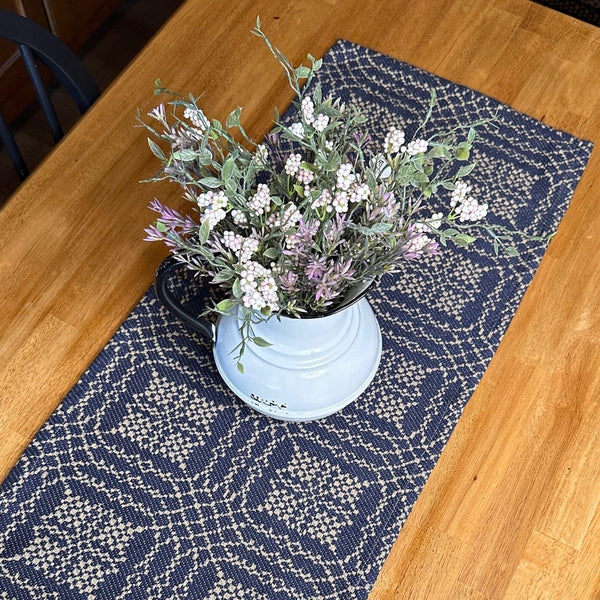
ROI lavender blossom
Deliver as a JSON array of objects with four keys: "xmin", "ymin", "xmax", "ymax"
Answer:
[
  {"xmin": 278, "ymin": 270, "xmax": 299, "ymax": 293},
  {"xmin": 305, "ymin": 257, "xmax": 327, "ymax": 281}
]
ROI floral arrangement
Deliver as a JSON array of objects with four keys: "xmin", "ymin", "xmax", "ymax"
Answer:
[{"xmin": 142, "ymin": 21, "xmax": 547, "ymax": 368}]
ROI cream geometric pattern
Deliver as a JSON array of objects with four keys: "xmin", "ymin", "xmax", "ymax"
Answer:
[{"xmin": 11, "ymin": 489, "xmax": 143, "ymax": 599}]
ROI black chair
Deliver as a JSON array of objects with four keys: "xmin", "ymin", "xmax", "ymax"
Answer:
[{"xmin": 0, "ymin": 10, "xmax": 101, "ymax": 181}]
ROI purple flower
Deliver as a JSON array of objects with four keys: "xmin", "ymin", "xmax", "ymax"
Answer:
[
  {"xmin": 148, "ymin": 198, "xmax": 197, "ymax": 234},
  {"xmin": 314, "ymin": 258, "xmax": 356, "ymax": 303},
  {"xmin": 305, "ymin": 257, "xmax": 327, "ymax": 281},
  {"xmin": 282, "ymin": 218, "xmax": 320, "ymax": 263},
  {"xmin": 278, "ymin": 270, "xmax": 299, "ymax": 293},
  {"xmin": 401, "ymin": 225, "xmax": 441, "ymax": 260}
]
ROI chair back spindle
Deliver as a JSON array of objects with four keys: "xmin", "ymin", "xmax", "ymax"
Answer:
[{"xmin": 0, "ymin": 10, "xmax": 100, "ymax": 183}]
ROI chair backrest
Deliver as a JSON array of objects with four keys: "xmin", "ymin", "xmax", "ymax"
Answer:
[{"xmin": 0, "ymin": 10, "xmax": 101, "ymax": 181}]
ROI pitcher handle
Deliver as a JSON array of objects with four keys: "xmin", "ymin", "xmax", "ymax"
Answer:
[{"xmin": 154, "ymin": 256, "xmax": 216, "ymax": 343}]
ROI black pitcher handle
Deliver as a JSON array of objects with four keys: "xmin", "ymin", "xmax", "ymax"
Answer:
[{"xmin": 154, "ymin": 256, "xmax": 216, "ymax": 343}]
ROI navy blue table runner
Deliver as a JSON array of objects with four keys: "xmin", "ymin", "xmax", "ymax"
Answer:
[{"xmin": 0, "ymin": 40, "xmax": 593, "ymax": 599}]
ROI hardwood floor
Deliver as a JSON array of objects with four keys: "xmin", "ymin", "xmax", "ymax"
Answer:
[{"xmin": 0, "ymin": 0, "xmax": 184, "ymax": 203}]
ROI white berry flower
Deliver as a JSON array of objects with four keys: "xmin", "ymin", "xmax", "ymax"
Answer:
[
  {"xmin": 238, "ymin": 261, "xmax": 279, "ymax": 312},
  {"xmin": 289, "ymin": 122, "xmax": 305, "ymax": 139},
  {"xmin": 240, "ymin": 237, "xmax": 260, "ymax": 262},
  {"xmin": 231, "ymin": 209, "xmax": 248, "ymax": 226},
  {"xmin": 332, "ymin": 191, "xmax": 349, "ymax": 213},
  {"xmin": 311, "ymin": 189, "xmax": 332, "ymax": 210},
  {"xmin": 301, "ymin": 96, "xmax": 315, "ymax": 124},
  {"xmin": 203, "ymin": 207, "xmax": 226, "ymax": 229},
  {"xmin": 197, "ymin": 190, "xmax": 228, "ymax": 210},
  {"xmin": 456, "ymin": 197, "xmax": 488, "ymax": 222},
  {"xmin": 267, "ymin": 203, "xmax": 302, "ymax": 228},
  {"xmin": 222, "ymin": 231, "xmax": 244, "ymax": 251},
  {"xmin": 297, "ymin": 167, "xmax": 314, "ymax": 185},
  {"xmin": 313, "ymin": 114, "xmax": 329, "ymax": 132},
  {"xmin": 284, "ymin": 153, "xmax": 302, "ymax": 176},
  {"xmin": 384, "ymin": 126, "xmax": 406, "ymax": 154},
  {"xmin": 336, "ymin": 163, "xmax": 355, "ymax": 191},
  {"xmin": 450, "ymin": 181, "xmax": 472, "ymax": 208},
  {"xmin": 248, "ymin": 183, "xmax": 271, "ymax": 215},
  {"xmin": 348, "ymin": 183, "xmax": 370, "ymax": 204},
  {"xmin": 406, "ymin": 139, "xmax": 428, "ymax": 156},
  {"xmin": 405, "ymin": 232, "xmax": 433, "ymax": 253}
]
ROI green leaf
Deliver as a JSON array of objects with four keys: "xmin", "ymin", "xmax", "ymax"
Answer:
[
  {"xmin": 456, "ymin": 233, "xmax": 476, "ymax": 245},
  {"xmin": 293, "ymin": 183, "xmax": 305, "ymax": 197},
  {"xmin": 232, "ymin": 278, "xmax": 242, "ymax": 298},
  {"xmin": 369, "ymin": 222, "xmax": 394, "ymax": 234},
  {"xmin": 454, "ymin": 147, "xmax": 470, "ymax": 161},
  {"xmin": 216, "ymin": 299, "xmax": 235, "ymax": 312},
  {"xmin": 313, "ymin": 83, "xmax": 322, "ymax": 104},
  {"xmin": 199, "ymin": 219, "xmax": 211, "ymax": 243},
  {"xmin": 322, "ymin": 149, "xmax": 341, "ymax": 171},
  {"xmin": 439, "ymin": 227, "xmax": 459, "ymax": 246},
  {"xmin": 221, "ymin": 157, "xmax": 235, "ymax": 182},
  {"xmin": 225, "ymin": 179, "xmax": 238, "ymax": 194},
  {"xmin": 429, "ymin": 87, "xmax": 437, "ymax": 106},
  {"xmin": 226, "ymin": 106, "xmax": 242, "ymax": 129},
  {"xmin": 263, "ymin": 247, "xmax": 279, "ymax": 259},
  {"xmin": 295, "ymin": 66, "xmax": 311, "ymax": 79},
  {"xmin": 456, "ymin": 163, "xmax": 476, "ymax": 178},
  {"xmin": 318, "ymin": 105, "xmax": 341, "ymax": 117},
  {"xmin": 450, "ymin": 233, "xmax": 476, "ymax": 247},
  {"xmin": 253, "ymin": 337, "xmax": 272, "ymax": 347},
  {"xmin": 365, "ymin": 168, "xmax": 377, "ymax": 189},
  {"xmin": 147, "ymin": 138, "xmax": 165, "ymax": 161},
  {"xmin": 212, "ymin": 270, "xmax": 233, "ymax": 283},
  {"xmin": 198, "ymin": 148, "xmax": 213, "ymax": 165},
  {"xmin": 355, "ymin": 222, "xmax": 393, "ymax": 236},
  {"xmin": 172, "ymin": 149, "xmax": 197, "ymax": 161},
  {"xmin": 236, "ymin": 361, "xmax": 244, "ymax": 374},
  {"xmin": 199, "ymin": 177, "xmax": 222, "ymax": 189},
  {"xmin": 505, "ymin": 246, "xmax": 519, "ymax": 256},
  {"xmin": 428, "ymin": 145, "xmax": 451, "ymax": 159}
]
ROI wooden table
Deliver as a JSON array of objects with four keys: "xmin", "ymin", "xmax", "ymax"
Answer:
[{"xmin": 1, "ymin": 1, "xmax": 599, "ymax": 597}]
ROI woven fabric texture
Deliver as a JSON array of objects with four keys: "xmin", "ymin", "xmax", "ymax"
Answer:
[{"xmin": 0, "ymin": 41, "xmax": 593, "ymax": 600}]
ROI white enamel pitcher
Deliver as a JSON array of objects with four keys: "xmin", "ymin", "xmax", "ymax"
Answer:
[{"xmin": 155, "ymin": 257, "xmax": 382, "ymax": 421}]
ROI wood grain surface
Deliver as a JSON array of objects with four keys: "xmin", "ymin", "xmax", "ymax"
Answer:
[{"xmin": 1, "ymin": 1, "xmax": 599, "ymax": 598}]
